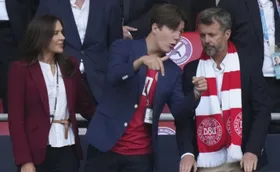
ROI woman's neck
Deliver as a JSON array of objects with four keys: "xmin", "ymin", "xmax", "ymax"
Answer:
[{"xmin": 40, "ymin": 52, "xmax": 55, "ymax": 65}]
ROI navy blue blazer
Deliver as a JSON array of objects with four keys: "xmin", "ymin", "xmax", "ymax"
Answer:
[
  {"xmin": 86, "ymin": 39, "xmax": 197, "ymax": 166},
  {"xmin": 36, "ymin": 0, "xmax": 123, "ymax": 102}
]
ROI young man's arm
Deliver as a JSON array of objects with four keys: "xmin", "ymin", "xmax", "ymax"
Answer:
[{"xmin": 107, "ymin": 40, "xmax": 168, "ymax": 85}]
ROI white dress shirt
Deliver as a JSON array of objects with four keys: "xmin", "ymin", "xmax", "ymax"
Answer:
[
  {"xmin": 212, "ymin": 57, "xmax": 226, "ymax": 106},
  {"xmin": 70, "ymin": 0, "xmax": 90, "ymax": 44},
  {"xmin": 39, "ymin": 62, "xmax": 75, "ymax": 147},
  {"xmin": 259, "ymin": 0, "xmax": 276, "ymax": 77},
  {"xmin": 0, "ymin": 0, "xmax": 9, "ymax": 20}
]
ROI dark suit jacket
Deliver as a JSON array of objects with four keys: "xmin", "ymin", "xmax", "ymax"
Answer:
[
  {"xmin": 0, "ymin": 0, "xmax": 38, "ymax": 112},
  {"xmin": 181, "ymin": 58, "xmax": 271, "ymax": 169},
  {"xmin": 170, "ymin": 0, "xmax": 216, "ymax": 31},
  {"xmin": 86, "ymin": 39, "xmax": 197, "ymax": 169},
  {"xmin": 121, "ymin": 0, "xmax": 168, "ymax": 39},
  {"xmin": 8, "ymin": 58, "xmax": 95, "ymax": 166},
  {"xmin": 218, "ymin": 0, "xmax": 280, "ymax": 70},
  {"xmin": 4, "ymin": 0, "xmax": 38, "ymax": 47},
  {"xmin": 36, "ymin": 0, "xmax": 123, "ymax": 103}
]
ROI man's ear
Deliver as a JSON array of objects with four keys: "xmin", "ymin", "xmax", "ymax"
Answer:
[
  {"xmin": 225, "ymin": 29, "xmax": 231, "ymax": 41},
  {"xmin": 151, "ymin": 23, "xmax": 160, "ymax": 34}
]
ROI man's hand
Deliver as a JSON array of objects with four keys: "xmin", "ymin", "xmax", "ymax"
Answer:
[
  {"xmin": 192, "ymin": 76, "xmax": 207, "ymax": 100},
  {"xmin": 240, "ymin": 152, "xmax": 258, "ymax": 172},
  {"xmin": 140, "ymin": 55, "xmax": 169, "ymax": 76},
  {"xmin": 123, "ymin": 26, "xmax": 137, "ymax": 39},
  {"xmin": 21, "ymin": 162, "xmax": 36, "ymax": 172},
  {"xmin": 180, "ymin": 155, "xmax": 197, "ymax": 172}
]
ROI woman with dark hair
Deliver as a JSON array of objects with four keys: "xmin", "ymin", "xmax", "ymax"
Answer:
[{"xmin": 8, "ymin": 15, "xmax": 95, "ymax": 172}]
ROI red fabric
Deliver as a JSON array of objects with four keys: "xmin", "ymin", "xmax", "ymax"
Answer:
[
  {"xmin": 112, "ymin": 69, "xmax": 158, "ymax": 155},
  {"xmin": 202, "ymin": 71, "xmax": 241, "ymax": 97},
  {"xmin": 8, "ymin": 58, "xmax": 95, "ymax": 165},
  {"xmin": 0, "ymin": 99, "xmax": 3, "ymax": 113},
  {"xmin": 196, "ymin": 114, "xmax": 226, "ymax": 152}
]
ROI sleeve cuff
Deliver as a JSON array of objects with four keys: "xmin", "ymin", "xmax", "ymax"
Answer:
[
  {"xmin": 120, "ymin": 60, "xmax": 136, "ymax": 81},
  {"xmin": 181, "ymin": 152, "xmax": 195, "ymax": 159}
]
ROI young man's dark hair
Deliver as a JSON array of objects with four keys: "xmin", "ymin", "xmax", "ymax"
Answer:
[{"xmin": 150, "ymin": 4, "xmax": 187, "ymax": 30}]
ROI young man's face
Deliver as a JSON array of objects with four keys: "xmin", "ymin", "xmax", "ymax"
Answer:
[{"xmin": 153, "ymin": 21, "xmax": 185, "ymax": 53}]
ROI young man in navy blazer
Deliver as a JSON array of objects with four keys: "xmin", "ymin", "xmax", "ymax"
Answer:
[{"xmin": 85, "ymin": 4, "xmax": 208, "ymax": 172}]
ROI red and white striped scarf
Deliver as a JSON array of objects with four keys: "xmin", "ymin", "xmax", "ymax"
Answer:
[{"xmin": 195, "ymin": 42, "xmax": 243, "ymax": 167}]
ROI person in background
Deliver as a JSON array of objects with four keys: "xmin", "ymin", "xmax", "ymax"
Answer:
[
  {"xmin": 169, "ymin": 0, "xmax": 216, "ymax": 31},
  {"xmin": 121, "ymin": 0, "xmax": 168, "ymax": 39},
  {"xmin": 36, "ymin": 0, "xmax": 123, "ymax": 104},
  {"xmin": 180, "ymin": 8, "xmax": 270, "ymax": 172},
  {"xmin": 0, "ymin": 0, "xmax": 38, "ymax": 112},
  {"xmin": 85, "ymin": 4, "xmax": 207, "ymax": 172},
  {"xmin": 8, "ymin": 15, "xmax": 95, "ymax": 172},
  {"xmin": 218, "ymin": 0, "xmax": 280, "ymax": 133}
]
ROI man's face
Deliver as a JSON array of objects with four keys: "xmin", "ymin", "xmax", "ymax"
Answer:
[
  {"xmin": 153, "ymin": 21, "xmax": 185, "ymax": 53},
  {"xmin": 198, "ymin": 20, "xmax": 230, "ymax": 57}
]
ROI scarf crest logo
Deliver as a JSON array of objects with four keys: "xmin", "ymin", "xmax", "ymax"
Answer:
[
  {"xmin": 226, "ymin": 112, "xmax": 242, "ymax": 137},
  {"xmin": 234, "ymin": 112, "xmax": 242, "ymax": 137},
  {"xmin": 197, "ymin": 118, "xmax": 223, "ymax": 146}
]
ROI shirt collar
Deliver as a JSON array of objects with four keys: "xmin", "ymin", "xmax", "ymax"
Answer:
[
  {"xmin": 70, "ymin": 0, "xmax": 75, "ymax": 5},
  {"xmin": 210, "ymin": 54, "xmax": 228, "ymax": 73},
  {"xmin": 70, "ymin": 0, "xmax": 88, "ymax": 6},
  {"xmin": 259, "ymin": 0, "xmax": 271, "ymax": 6}
]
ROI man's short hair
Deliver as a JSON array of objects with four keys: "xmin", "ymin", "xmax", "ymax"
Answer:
[
  {"xmin": 197, "ymin": 8, "xmax": 232, "ymax": 32},
  {"xmin": 150, "ymin": 4, "xmax": 187, "ymax": 30}
]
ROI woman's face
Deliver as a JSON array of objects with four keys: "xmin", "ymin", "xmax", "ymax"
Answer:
[{"xmin": 46, "ymin": 21, "xmax": 65, "ymax": 54}]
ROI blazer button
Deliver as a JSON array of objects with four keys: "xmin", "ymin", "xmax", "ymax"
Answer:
[
  {"xmin": 134, "ymin": 104, "xmax": 138, "ymax": 108},
  {"xmin": 81, "ymin": 51, "xmax": 85, "ymax": 55},
  {"xmin": 124, "ymin": 122, "xmax": 128, "ymax": 127}
]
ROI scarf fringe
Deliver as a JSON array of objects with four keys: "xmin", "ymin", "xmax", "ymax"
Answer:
[
  {"xmin": 227, "ymin": 144, "xmax": 243, "ymax": 162},
  {"xmin": 197, "ymin": 148, "xmax": 227, "ymax": 168},
  {"xmin": 197, "ymin": 145, "xmax": 242, "ymax": 167}
]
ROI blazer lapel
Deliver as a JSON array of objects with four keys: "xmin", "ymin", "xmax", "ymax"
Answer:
[
  {"xmin": 30, "ymin": 62, "xmax": 74, "ymax": 117},
  {"xmin": 83, "ymin": 0, "xmax": 98, "ymax": 48},
  {"xmin": 245, "ymin": 0, "xmax": 263, "ymax": 44},
  {"xmin": 123, "ymin": 0, "xmax": 131, "ymax": 23},
  {"xmin": 272, "ymin": 0, "xmax": 280, "ymax": 44},
  {"xmin": 60, "ymin": 0, "xmax": 82, "ymax": 49},
  {"xmin": 271, "ymin": 0, "xmax": 279, "ymax": 21},
  {"xmin": 137, "ymin": 40, "xmax": 148, "ymax": 97},
  {"xmin": 29, "ymin": 62, "xmax": 50, "ymax": 116},
  {"xmin": 153, "ymin": 71, "xmax": 163, "ymax": 107}
]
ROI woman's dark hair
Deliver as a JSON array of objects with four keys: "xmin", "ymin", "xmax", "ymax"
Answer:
[{"xmin": 19, "ymin": 15, "xmax": 75, "ymax": 77}]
